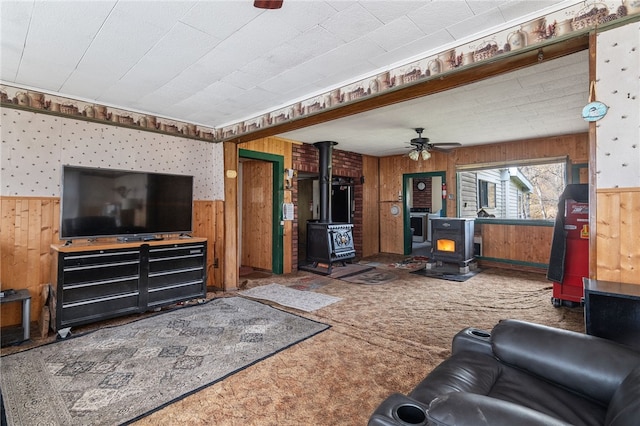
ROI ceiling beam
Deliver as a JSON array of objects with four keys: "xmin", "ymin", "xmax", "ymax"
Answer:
[{"xmin": 226, "ymin": 34, "xmax": 589, "ymax": 144}]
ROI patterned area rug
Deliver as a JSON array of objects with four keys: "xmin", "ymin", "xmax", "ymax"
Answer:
[
  {"xmin": 288, "ymin": 275, "xmax": 333, "ymax": 291},
  {"xmin": 240, "ymin": 283, "xmax": 342, "ymax": 312},
  {"xmin": 298, "ymin": 263, "xmax": 374, "ymax": 278},
  {"xmin": 389, "ymin": 256, "xmax": 430, "ymax": 269},
  {"xmin": 340, "ymin": 269, "xmax": 398, "ymax": 285},
  {"xmin": 0, "ymin": 297, "xmax": 329, "ymax": 426}
]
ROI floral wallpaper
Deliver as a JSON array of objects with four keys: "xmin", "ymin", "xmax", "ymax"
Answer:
[{"xmin": 1, "ymin": 108, "xmax": 224, "ymax": 199}]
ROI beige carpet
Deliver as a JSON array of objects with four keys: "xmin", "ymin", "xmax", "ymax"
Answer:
[{"xmin": 2, "ymin": 254, "xmax": 585, "ymax": 425}]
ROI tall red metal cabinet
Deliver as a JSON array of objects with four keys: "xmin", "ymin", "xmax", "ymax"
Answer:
[{"xmin": 547, "ymin": 184, "xmax": 589, "ymax": 307}]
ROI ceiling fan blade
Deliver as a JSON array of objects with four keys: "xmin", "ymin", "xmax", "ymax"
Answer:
[
  {"xmin": 431, "ymin": 142, "xmax": 462, "ymax": 147},
  {"xmin": 428, "ymin": 143, "xmax": 461, "ymax": 153}
]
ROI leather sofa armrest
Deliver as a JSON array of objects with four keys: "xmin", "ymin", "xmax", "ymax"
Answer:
[
  {"xmin": 368, "ymin": 393, "xmax": 430, "ymax": 426},
  {"xmin": 491, "ymin": 320, "xmax": 640, "ymax": 404},
  {"xmin": 451, "ymin": 327, "xmax": 492, "ymax": 356},
  {"xmin": 427, "ymin": 393, "xmax": 572, "ymax": 426}
]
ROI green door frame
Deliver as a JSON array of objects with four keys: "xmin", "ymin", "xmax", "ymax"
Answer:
[
  {"xmin": 402, "ymin": 171, "xmax": 447, "ymax": 255},
  {"xmin": 238, "ymin": 149, "xmax": 284, "ymax": 274}
]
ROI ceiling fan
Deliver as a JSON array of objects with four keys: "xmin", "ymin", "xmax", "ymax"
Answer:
[
  {"xmin": 407, "ymin": 128, "xmax": 461, "ymax": 161},
  {"xmin": 254, "ymin": 0, "xmax": 283, "ymax": 9}
]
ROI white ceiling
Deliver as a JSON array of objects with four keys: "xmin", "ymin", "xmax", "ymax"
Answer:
[{"xmin": 0, "ymin": 0, "xmax": 588, "ymax": 157}]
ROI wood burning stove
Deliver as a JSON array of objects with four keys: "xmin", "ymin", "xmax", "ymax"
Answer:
[
  {"xmin": 430, "ymin": 218, "xmax": 475, "ymax": 267},
  {"xmin": 303, "ymin": 141, "xmax": 355, "ymax": 273},
  {"xmin": 307, "ymin": 222, "xmax": 355, "ymax": 269}
]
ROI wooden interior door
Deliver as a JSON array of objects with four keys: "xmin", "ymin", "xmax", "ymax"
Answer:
[{"xmin": 241, "ymin": 160, "xmax": 273, "ymax": 270}]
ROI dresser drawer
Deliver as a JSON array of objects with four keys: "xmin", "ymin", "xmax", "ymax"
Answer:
[
  {"xmin": 147, "ymin": 281, "xmax": 205, "ymax": 307},
  {"xmin": 63, "ymin": 250, "xmax": 140, "ymax": 268},
  {"xmin": 62, "ymin": 260, "xmax": 140, "ymax": 285},
  {"xmin": 148, "ymin": 267, "xmax": 203, "ymax": 289},
  {"xmin": 60, "ymin": 292, "xmax": 140, "ymax": 328},
  {"xmin": 62, "ymin": 277, "xmax": 140, "ymax": 304}
]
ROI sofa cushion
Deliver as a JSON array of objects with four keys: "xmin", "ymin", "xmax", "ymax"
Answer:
[
  {"xmin": 605, "ymin": 366, "xmax": 640, "ymax": 426},
  {"xmin": 491, "ymin": 320, "xmax": 640, "ymax": 404},
  {"xmin": 409, "ymin": 351, "xmax": 607, "ymax": 426},
  {"xmin": 427, "ymin": 392, "xmax": 573, "ymax": 426}
]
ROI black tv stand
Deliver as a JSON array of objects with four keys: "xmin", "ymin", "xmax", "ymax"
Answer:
[{"xmin": 51, "ymin": 238, "xmax": 207, "ymax": 331}]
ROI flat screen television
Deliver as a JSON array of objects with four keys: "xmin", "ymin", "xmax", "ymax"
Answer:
[{"xmin": 60, "ymin": 165, "xmax": 194, "ymax": 240}]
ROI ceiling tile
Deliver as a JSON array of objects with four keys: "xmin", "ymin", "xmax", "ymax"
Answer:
[
  {"xmin": 446, "ymin": 8, "xmax": 507, "ymax": 40},
  {"xmin": 499, "ymin": 1, "xmax": 563, "ymax": 22},
  {"xmin": 321, "ymin": 2, "xmax": 383, "ymax": 43},
  {"xmin": 365, "ymin": 16, "xmax": 425, "ymax": 52},
  {"xmin": 0, "ymin": 1, "xmax": 32, "ymax": 81},
  {"xmin": 285, "ymin": 26, "xmax": 344, "ymax": 60},
  {"xmin": 408, "ymin": 2, "xmax": 474, "ymax": 36},
  {"xmin": 369, "ymin": 30, "xmax": 456, "ymax": 68},
  {"xmin": 267, "ymin": 1, "xmax": 339, "ymax": 32},
  {"xmin": 360, "ymin": 1, "xmax": 429, "ymax": 24},
  {"xmin": 180, "ymin": 1, "xmax": 260, "ymax": 40},
  {"xmin": 18, "ymin": 1, "xmax": 115, "ymax": 88}
]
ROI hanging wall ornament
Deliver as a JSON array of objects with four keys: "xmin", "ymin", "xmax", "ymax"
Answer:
[{"xmin": 582, "ymin": 81, "xmax": 608, "ymax": 122}]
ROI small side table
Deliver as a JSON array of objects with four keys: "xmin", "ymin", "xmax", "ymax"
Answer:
[
  {"xmin": 1, "ymin": 289, "xmax": 31, "ymax": 344},
  {"xmin": 583, "ymin": 278, "xmax": 640, "ymax": 350}
]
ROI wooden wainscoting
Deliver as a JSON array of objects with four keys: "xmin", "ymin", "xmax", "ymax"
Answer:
[
  {"xmin": 193, "ymin": 200, "xmax": 225, "ymax": 289},
  {"xmin": 361, "ymin": 155, "xmax": 380, "ymax": 257},
  {"xmin": 596, "ymin": 188, "xmax": 640, "ymax": 285},
  {"xmin": 1, "ymin": 196, "xmax": 58, "ymax": 328},
  {"xmin": 0, "ymin": 196, "xmax": 223, "ymax": 327},
  {"xmin": 476, "ymin": 221, "xmax": 553, "ymax": 273}
]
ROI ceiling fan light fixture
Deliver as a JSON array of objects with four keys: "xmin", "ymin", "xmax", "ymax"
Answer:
[
  {"xmin": 421, "ymin": 149, "xmax": 431, "ymax": 160},
  {"xmin": 408, "ymin": 150, "xmax": 420, "ymax": 161},
  {"xmin": 254, "ymin": 0, "xmax": 283, "ymax": 9}
]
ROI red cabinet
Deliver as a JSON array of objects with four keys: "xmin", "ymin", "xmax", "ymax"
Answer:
[{"xmin": 552, "ymin": 200, "xmax": 589, "ymax": 306}]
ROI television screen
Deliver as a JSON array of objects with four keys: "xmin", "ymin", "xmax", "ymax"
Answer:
[{"xmin": 61, "ymin": 165, "xmax": 193, "ymax": 240}]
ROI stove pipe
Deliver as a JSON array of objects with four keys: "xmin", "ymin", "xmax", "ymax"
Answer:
[{"xmin": 314, "ymin": 141, "xmax": 338, "ymax": 223}]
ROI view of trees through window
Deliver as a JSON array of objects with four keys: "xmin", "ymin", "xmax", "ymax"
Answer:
[{"xmin": 458, "ymin": 161, "xmax": 566, "ymax": 220}]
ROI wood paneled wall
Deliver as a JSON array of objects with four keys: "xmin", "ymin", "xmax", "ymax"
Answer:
[
  {"xmin": 0, "ymin": 196, "xmax": 223, "ymax": 327},
  {"xmin": 377, "ymin": 133, "xmax": 589, "ymax": 256},
  {"xmin": 596, "ymin": 188, "xmax": 640, "ymax": 285},
  {"xmin": 237, "ymin": 137, "xmax": 294, "ymax": 273},
  {"xmin": 361, "ymin": 155, "xmax": 380, "ymax": 257},
  {"xmin": 1, "ymin": 197, "xmax": 58, "ymax": 328},
  {"xmin": 192, "ymin": 200, "xmax": 225, "ymax": 288},
  {"xmin": 477, "ymin": 222, "xmax": 553, "ymax": 269},
  {"xmin": 241, "ymin": 160, "xmax": 273, "ymax": 270}
]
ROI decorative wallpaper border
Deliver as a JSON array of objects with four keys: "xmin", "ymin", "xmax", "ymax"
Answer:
[
  {"xmin": 0, "ymin": 86, "xmax": 217, "ymax": 142},
  {"xmin": 1, "ymin": 1, "xmax": 639, "ymax": 143}
]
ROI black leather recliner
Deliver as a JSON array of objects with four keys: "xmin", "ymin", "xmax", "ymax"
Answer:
[{"xmin": 369, "ymin": 319, "xmax": 640, "ymax": 426}]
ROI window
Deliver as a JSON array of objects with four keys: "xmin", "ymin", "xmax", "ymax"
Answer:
[
  {"xmin": 457, "ymin": 159, "xmax": 567, "ymax": 220},
  {"xmin": 478, "ymin": 180, "xmax": 496, "ymax": 208}
]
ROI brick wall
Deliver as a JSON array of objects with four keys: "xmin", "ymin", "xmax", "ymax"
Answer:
[
  {"xmin": 293, "ymin": 144, "xmax": 364, "ymax": 265},
  {"xmin": 412, "ymin": 178, "xmax": 432, "ymax": 210}
]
